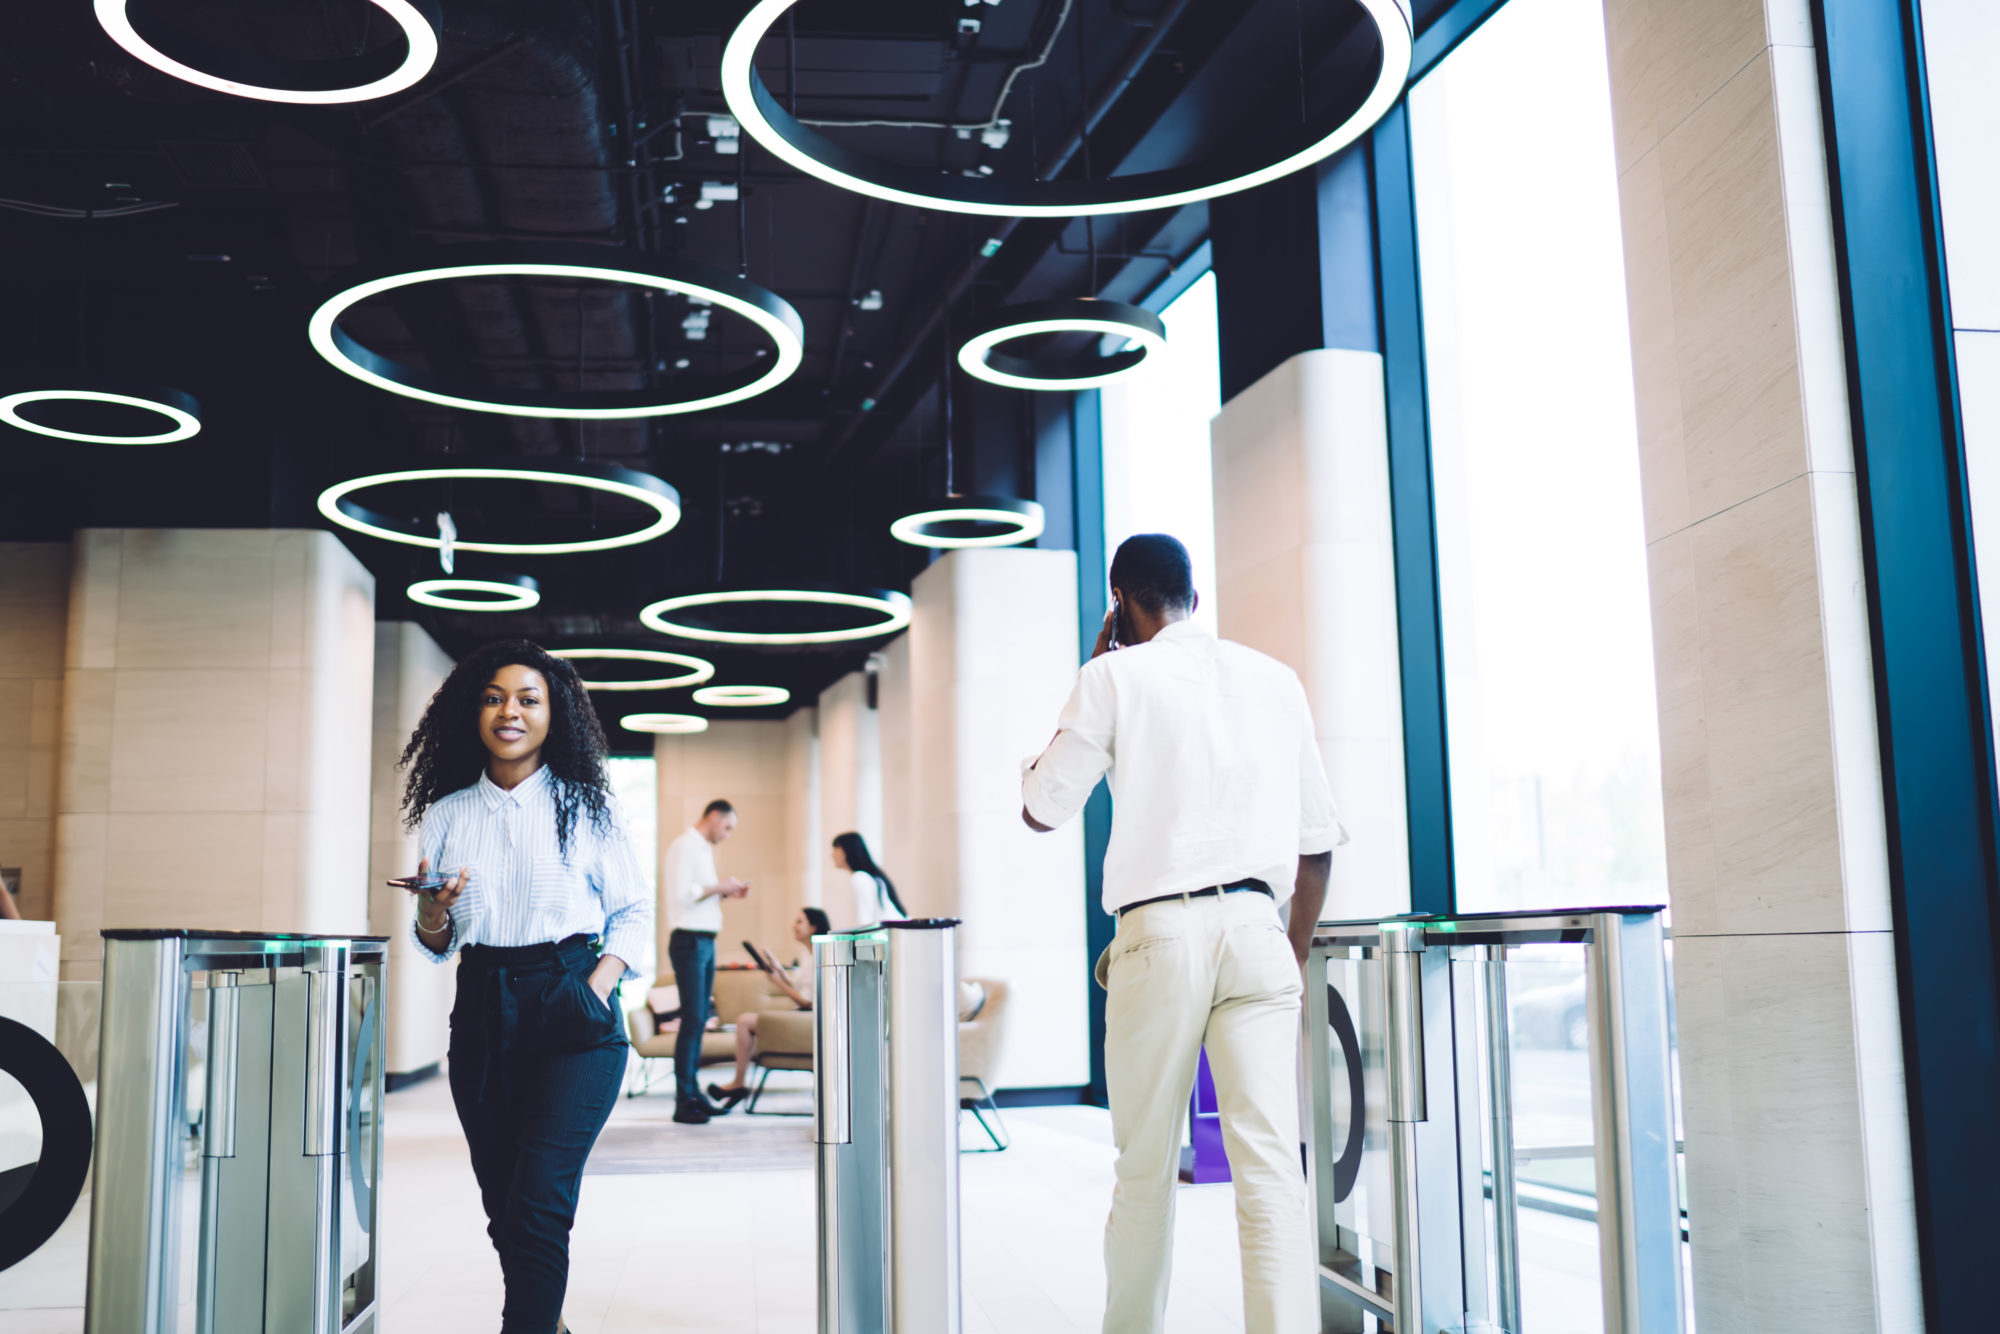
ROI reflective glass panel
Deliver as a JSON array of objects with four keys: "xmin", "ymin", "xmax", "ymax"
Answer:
[{"xmin": 1411, "ymin": 0, "xmax": 1668, "ymax": 914}]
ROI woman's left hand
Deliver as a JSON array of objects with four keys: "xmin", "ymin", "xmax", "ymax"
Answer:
[{"xmin": 589, "ymin": 955, "xmax": 626, "ymax": 1005}]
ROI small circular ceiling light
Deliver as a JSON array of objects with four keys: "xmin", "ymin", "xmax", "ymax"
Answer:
[
  {"xmin": 0, "ymin": 380, "xmax": 201, "ymax": 445},
  {"xmin": 721, "ymin": 0, "xmax": 1412, "ymax": 217},
  {"xmin": 309, "ymin": 244, "xmax": 805, "ymax": 418},
  {"xmin": 554, "ymin": 648, "xmax": 716, "ymax": 691},
  {"xmin": 407, "ymin": 574, "xmax": 540, "ymax": 612},
  {"xmin": 958, "ymin": 300, "xmax": 1167, "ymax": 391},
  {"xmin": 318, "ymin": 460, "xmax": 681, "ymax": 555},
  {"xmin": 621, "ymin": 713, "xmax": 711, "ymax": 735},
  {"xmin": 94, "ymin": 0, "xmax": 441, "ymax": 105},
  {"xmin": 641, "ymin": 589, "xmax": 913, "ymax": 646},
  {"xmin": 891, "ymin": 496, "xmax": 1046, "ymax": 550},
  {"xmin": 692, "ymin": 684, "xmax": 791, "ymax": 708}
]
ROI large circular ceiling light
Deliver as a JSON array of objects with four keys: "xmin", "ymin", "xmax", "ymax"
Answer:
[
  {"xmin": 554, "ymin": 648, "xmax": 716, "ymax": 691},
  {"xmin": 0, "ymin": 381, "xmax": 201, "ymax": 445},
  {"xmin": 721, "ymin": 0, "xmax": 1413, "ymax": 217},
  {"xmin": 641, "ymin": 589, "xmax": 913, "ymax": 646},
  {"xmin": 95, "ymin": 0, "xmax": 442, "ymax": 106},
  {"xmin": 958, "ymin": 300, "xmax": 1167, "ymax": 391},
  {"xmin": 692, "ymin": 684, "xmax": 791, "ymax": 708},
  {"xmin": 309, "ymin": 244, "xmax": 805, "ymax": 418},
  {"xmin": 622, "ymin": 713, "xmax": 710, "ymax": 735},
  {"xmin": 891, "ymin": 496, "xmax": 1045, "ymax": 550},
  {"xmin": 319, "ymin": 460, "xmax": 681, "ymax": 555},
  {"xmin": 407, "ymin": 575, "xmax": 540, "ymax": 611}
]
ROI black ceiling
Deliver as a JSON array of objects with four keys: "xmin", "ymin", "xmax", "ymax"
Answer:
[{"xmin": 0, "ymin": 0, "xmax": 1421, "ymax": 750}]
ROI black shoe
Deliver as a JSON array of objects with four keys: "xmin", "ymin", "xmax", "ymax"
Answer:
[
  {"xmin": 672, "ymin": 1099, "xmax": 713, "ymax": 1124},
  {"xmin": 707, "ymin": 1083, "xmax": 751, "ymax": 1111}
]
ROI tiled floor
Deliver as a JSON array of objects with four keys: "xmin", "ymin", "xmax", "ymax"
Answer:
[{"xmin": 3, "ymin": 1070, "xmax": 1255, "ymax": 1334}]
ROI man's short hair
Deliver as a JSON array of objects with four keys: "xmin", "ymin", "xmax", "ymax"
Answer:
[
  {"xmin": 1109, "ymin": 534, "xmax": 1196, "ymax": 616},
  {"xmin": 702, "ymin": 799, "xmax": 735, "ymax": 819}
]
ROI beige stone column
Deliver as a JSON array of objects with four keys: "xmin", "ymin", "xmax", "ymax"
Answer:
[
  {"xmin": 815, "ymin": 669, "xmax": 883, "ymax": 928},
  {"xmin": 1607, "ymin": 2, "xmax": 1921, "ymax": 1328},
  {"xmin": 1210, "ymin": 348, "xmax": 1412, "ymax": 921},
  {"xmin": 0, "ymin": 542, "xmax": 70, "ymax": 923},
  {"xmin": 900, "ymin": 547, "xmax": 1088, "ymax": 1089},
  {"xmin": 366, "ymin": 621, "xmax": 456, "ymax": 1076},
  {"xmin": 51, "ymin": 529, "xmax": 377, "ymax": 979}
]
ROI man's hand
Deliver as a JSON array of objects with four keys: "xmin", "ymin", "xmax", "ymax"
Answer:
[
  {"xmin": 1289, "ymin": 851, "xmax": 1332, "ymax": 965},
  {"xmin": 1090, "ymin": 602, "xmax": 1119, "ymax": 660}
]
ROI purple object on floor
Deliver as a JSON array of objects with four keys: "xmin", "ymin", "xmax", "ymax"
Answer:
[{"xmin": 1186, "ymin": 1047, "xmax": 1231, "ymax": 1184}]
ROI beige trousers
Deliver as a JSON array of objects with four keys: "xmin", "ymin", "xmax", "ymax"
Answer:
[{"xmin": 1098, "ymin": 890, "xmax": 1315, "ymax": 1334}]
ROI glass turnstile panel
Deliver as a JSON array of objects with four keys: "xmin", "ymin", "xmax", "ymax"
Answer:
[{"xmin": 1308, "ymin": 911, "xmax": 1683, "ymax": 1334}]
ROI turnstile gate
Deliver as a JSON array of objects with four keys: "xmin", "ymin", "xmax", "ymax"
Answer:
[
  {"xmin": 814, "ymin": 918, "xmax": 963, "ymax": 1334},
  {"xmin": 1305, "ymin": 909, "xmax": 1683, "ymax": 1334},
  {"xmin": 85, "ymin": 930, "xmax": 387, "ymax": 1334}
]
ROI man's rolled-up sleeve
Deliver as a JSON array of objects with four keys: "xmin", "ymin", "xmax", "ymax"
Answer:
[
  {"xmin": 1022, "ymin": 662, "xmax": 1116, "ymax": 830},
  {"xmin": 1297, "ymin": 689, "xmax": 1349, "ymax": 854}
]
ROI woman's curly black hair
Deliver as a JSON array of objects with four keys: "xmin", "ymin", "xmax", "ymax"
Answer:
[{"xmin": 399, "ymin": 639, "xmax": 613, "ymax": 857}]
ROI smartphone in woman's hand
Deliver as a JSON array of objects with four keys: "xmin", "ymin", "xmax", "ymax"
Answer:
[{"xmin": 388, "ymin": 871, "xmax": 453, "ymax": 892}]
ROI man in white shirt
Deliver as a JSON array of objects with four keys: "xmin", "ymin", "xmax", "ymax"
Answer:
[
  {"xmin": 1023, "ymin": 534, "xmax": 1344, "ymax": 1334},
  {"xmin": 661, "ymin": 798, "xmax": 750, "ymax": 1123}
]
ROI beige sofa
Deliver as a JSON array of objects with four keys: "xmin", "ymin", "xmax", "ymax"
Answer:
[{"xmin": 623, "ymin": 966, "xmax": 798, "ymax": 1098}]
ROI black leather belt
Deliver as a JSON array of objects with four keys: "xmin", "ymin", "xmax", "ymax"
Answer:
[{"xmin": 1118, "ymin": 879, "xmax": 1272, "ymax": 917}]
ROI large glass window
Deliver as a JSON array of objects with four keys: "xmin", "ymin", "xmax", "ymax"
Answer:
[
  {"xmin": 1412, "ymin": 0, "xmax": 1667, "ymax": 915},
  {"xmin": 1100, "ymin": 270, "xmax": 1223, "ymax": 631}
]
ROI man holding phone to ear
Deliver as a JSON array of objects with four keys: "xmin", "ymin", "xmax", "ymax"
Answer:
[{"xmin": 1022, "ymin": 534, "xmax": 1344, "ymax": 1334}]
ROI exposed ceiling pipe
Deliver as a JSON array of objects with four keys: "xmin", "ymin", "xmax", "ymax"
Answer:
[{"xmin": 809, "ymin": 0, "xmax": 1198, "ymax": 479}]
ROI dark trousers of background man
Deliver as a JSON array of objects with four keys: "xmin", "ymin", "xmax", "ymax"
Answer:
[
  {"xmin": 448, "ymin": 935, "xmax": 627, "ymax": 1334},
  {"xmin": 667, "ymin": 927, "xmax": 717, "ymax": 1104}
]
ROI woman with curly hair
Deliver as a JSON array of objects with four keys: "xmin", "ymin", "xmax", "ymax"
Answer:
[{"xmin": 398, "ymin": 639, "xmax": 651, "ymax": 1334}]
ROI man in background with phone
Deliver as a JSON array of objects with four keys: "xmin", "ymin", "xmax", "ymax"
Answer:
[
  {"xmin": 1022, "ymin": 533, "xmax": 1344, "ymax": 1334},
  {"xmin": 661, "ymin": 798, "xmax": 750, "ymax": 1124}
]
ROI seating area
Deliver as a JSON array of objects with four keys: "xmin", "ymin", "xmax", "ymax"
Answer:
[{"xmin": 625, "ymin": 965, "xmax": 1012, "ymax": 1148}]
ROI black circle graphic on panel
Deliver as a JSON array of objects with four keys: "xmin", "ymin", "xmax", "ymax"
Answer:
[
  {"xmin": 1327, "ymin": 983, "xmax": 1367, "ymax": 1204},
  {"xmin": 0, "ymin": 1016, "xmax": 94, "ymax": 1271}
]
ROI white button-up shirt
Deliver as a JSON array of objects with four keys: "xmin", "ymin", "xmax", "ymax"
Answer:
[
  {"xmin": 413, "ymin": 766, "xmax": 653, "ymax": 979},
  {"xmin": 662, "ymin": 825, "xmax": 725, "ymax": 933},
  {"xmin": 1022, "ymin": 620, "xmax": 1347, "ymax": 914}
]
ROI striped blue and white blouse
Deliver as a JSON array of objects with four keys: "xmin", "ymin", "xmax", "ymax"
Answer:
[{"xmin": 412, "ymin": 765, "xmax": 653, "ymax": 980}]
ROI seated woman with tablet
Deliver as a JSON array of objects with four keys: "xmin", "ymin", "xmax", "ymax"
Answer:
[{"xmin": 707, "ymin": 906, "xmax": 830, "ymax": 1110}]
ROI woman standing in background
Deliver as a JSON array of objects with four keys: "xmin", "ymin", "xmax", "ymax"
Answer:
[
  {"xmin": 833, "ymin": 830, "xmax": 906, "ymax": 926},
  {"xmin": 399, "ymin": 639, "xmax": 651, "ymax": 1334}
]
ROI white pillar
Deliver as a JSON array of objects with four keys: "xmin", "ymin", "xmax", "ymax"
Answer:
[
  {"xmin": 366, "ymin": 622, "xmax": 456, "ymax": 1077},
  {"xmin": 52, "ymin": 530, "xmax": 376, "ymax": 979},
  {"xmin": 905, "ymin": 548, "xmax": 1088, "ymax": 1089},
  {"xmin": 816, "ymin": 669, "xmax": 883, "ymax": 928},
  {"xmin": 1210, "ymin": 348, "xmax": 1412, "ymax": 920}
]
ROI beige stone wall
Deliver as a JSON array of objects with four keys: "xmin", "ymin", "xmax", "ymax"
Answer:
[
  {"xmin": 1211, "ymin": 349, "xmax": 1411, "ymax": 921},
  {"xmin": 653, "ymin": 716, "xmax": 818, "ymax": 980},
  {"xmin": 1605, "ymin": 1, "xmax": 1921, "ymax": 1328},
  {"xmin": 366, "ymin": 621, "xmax": 456, "ymax": 1075},
  {"xmin": 51, "ymin": 530, "xmax": 377, "ymax": 979},
  {"xmin": 0, "ymin": 543, "xmax": 70, "ymax": 923}
]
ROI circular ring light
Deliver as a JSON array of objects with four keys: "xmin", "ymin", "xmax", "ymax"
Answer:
[
  {"xmin": 692, "ymin": 684, "xmax": 791, "ymax": 708},
  {"xmin": 407, "ymin": 575, "xmax": 540, "ymax": 611},
  {"xmin": 891, "ymin": 495, "xmax": 1046, "ymax": 550},
  {"xmin": 95, "ymin": 0, "xmax": 441, "ymax": 105},
  {"xmin": 622, "ymin": 712, "xmax": 711, "ymax": 735},
  {"xmin": 318, "ymin": 459, "xmax": 681, "ymax": 556},
  {"xmin": 958, "ymin": 300, "xmax": 1167, "ymax": 391},
  {"xmin": 641, "ymin": 589, "xmax": 913, "ymax": 646},
  {"xmin": 0, "ymin": 380, "xmax": 201, "ymax": 444},
  {"xmin": 310, "ymin": 244, "xmax": 805, "ymax": 418},
  {"xmin": 554, "ymin": 648, "xmax": 716, "ymax": 692},
  {"xmin": 722, "ymin": 0, "xmax": 1412, "ymax": 217}
]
